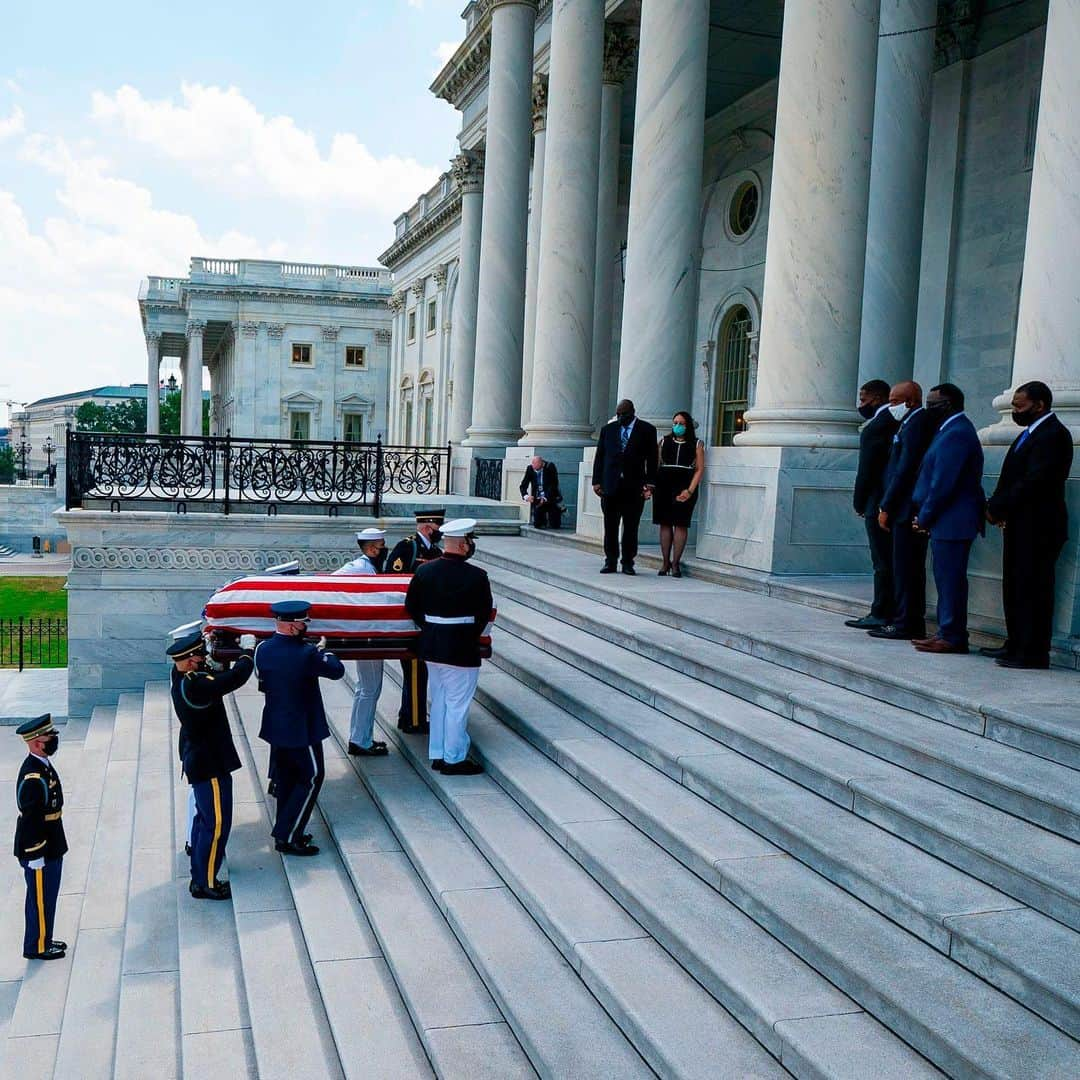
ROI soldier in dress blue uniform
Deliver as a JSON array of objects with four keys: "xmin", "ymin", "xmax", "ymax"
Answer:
[
  {"xmin": 254, "ymin": 601, "xmax": 345, "ymax": 855},
  {"xmin": 13, "ymin": 714, "xmax": 68, "ymax": 960},
  {"xmin": 385, "ymin": 508, "xmax": 445, "ymax": 735},
  {"xmin": 167, "ymin": 629, "xmax": 255, "ymax": 900}
]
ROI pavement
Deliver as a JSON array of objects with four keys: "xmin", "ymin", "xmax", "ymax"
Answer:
[
  {"xmin": 0, "ymin": 554, "xmax": 71, "ymax": 577},
  {"xmin": 0, "ymin": 667, "xmax": 67, "ymax": 724}
]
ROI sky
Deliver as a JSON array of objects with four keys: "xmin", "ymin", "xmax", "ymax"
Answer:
[{"xmin": 0, "ymin": 0, "xmax": 466, "ymax": 423}]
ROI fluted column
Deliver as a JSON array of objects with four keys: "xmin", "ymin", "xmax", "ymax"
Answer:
[
  {"xmin": 447, "ymin": 153, "xmax": 483, "ymax": 443},
  {"xmin": 524, "ymin": 0, "xmax": 605, "ymax": 445},
  {"xmin": 145, "ymin": 331, "xmax": 161, "ymax": 435},
  {"xmin": 590, "ymin": 25, "xmax": 635, "ymax": 429},
  {"xmin": 857, "ymin": 0, "xmax": 936, "ymax": 388},
  {"xmin": 519, "ymin": 77, "xmax": 548, "ymax": 432},
  {"xmin": 739, "ymin": 0, "xmax": 881, "ymax": 448},
  {"xmin": 465, "ymin": 0, "xmax": 538, "ymax": 446},
  {"xmin": 183, "ymin": 320, "xmax": 205, "ymax": 436},
  {"xmin": 982, "ymin": 0, "xmax": 1080, "ymax": 444},
  {"xmin": 616, "ymin": 0, "xmax": 709, "ymax": 428}
]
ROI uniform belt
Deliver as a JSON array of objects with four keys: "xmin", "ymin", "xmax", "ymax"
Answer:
[
  {"xmin": 424, "ymin": 615, "xmax": 476, "ymax": 625},
  {"xmin": 44, "ymin": 811, "xmax": 63, "ymax": 821}
]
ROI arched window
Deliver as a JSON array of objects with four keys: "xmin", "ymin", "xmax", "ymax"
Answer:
[{"xmin": 713, "ymin": 304, "xmax": 753, "ymax": 446}]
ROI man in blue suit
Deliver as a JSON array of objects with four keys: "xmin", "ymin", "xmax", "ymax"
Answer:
[
  {"xmin": 911, "ymin": 383, "xmax": 985, "ymax": 654},
  {"xmin": 254, "ymin": 601, "xmax": 345, "ymax": 855}
]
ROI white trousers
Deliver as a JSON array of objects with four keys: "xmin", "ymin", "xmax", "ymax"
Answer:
[
  {"xmin": 427, "ymin": 662, "xmax": 479, "ymax": 765},
  {"xmin": 350, "ymin": 659, "xmax": 385, "ymax": 748}
]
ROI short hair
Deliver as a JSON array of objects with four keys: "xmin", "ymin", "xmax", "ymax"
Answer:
[
  {"xmin": 930, "ymin": 382, "xmax": 964, "ymax": 410},
  {"xmin": 860, "ymin": 379, "xmax": 890, "ymax": 398},
  {"xmin": 1016, "ymin": 380, "xmax": 1052, "ymax": 408}
]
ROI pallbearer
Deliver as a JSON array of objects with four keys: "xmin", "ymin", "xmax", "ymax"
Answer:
[
  {"xmin": 385, "ymin": 508, "xmax": 445, "ymax": 734},
  {"xmin": 13, "ymin": 714, "xmax": 67, "ymax": 960},
  {"xmin": 404, "ymin": 518, "xmax": 492, "ymax": 776},
  {"xmin": 167, "ymin": 629, "xmax": 255, "ymax": 900}
]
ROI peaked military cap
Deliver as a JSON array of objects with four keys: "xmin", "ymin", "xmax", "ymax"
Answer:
[
  {"xmin": 414, "ymin": 508, "xmax": 446, "ymax": 524},
  {"xmin": 166, "ymin": 630, "xmax": 206, "ymax": 660},
  {"xmin": 441, "ymin": 517, "xmax": 477, "ymax": 538},
  {"xmin": 16, "ymin": 714, "xmax": 58, "ymax": 741},
  {"xmin": 270, "ymin": 600, "xmax": 312, "ymax": 621}
]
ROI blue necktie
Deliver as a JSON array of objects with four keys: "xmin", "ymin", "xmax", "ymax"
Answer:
[
  {"xmin": 620, "ymin": 425, "xmax": 629, "ymax": 451},
  {"xmin": 1015, "ymin": 428, "xmax": 1031, "ymax": 451}
]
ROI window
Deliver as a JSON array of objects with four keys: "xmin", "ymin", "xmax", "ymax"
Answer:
[
  {"xmin": 343, "ymin": 413, "xmax": 364, "ymax": 443},
  {"xmin": 407, "ymin": 310, "xmax": 417, "ymax": 343},
  {"xmin": 290, "ymin": 410, "xmax": 311, "ymax": 441},
  {"xmin": 728, "ymin": 181, "xmax": 759, "ymax": 237},
  {"xmin": 713, "ymin": 305, "xmax": 753, "ymax": 447},
  {"xmin": 345, "ymin": 345, "xmax": 366, "ymax": 369},
  {"xmin": 426, "ymin": 299, "xmax": 437, "ymax": 334},
  {"xmin": 421, "ymin": 395, "xmax": 434, "ymax": 445},
  {"xmin": 403, "ymin": 401, "xmax": 414, "ymax": 446},
  {"xmin": 291, "ymin": 343, "xmax": 313, "ymax": 366}
]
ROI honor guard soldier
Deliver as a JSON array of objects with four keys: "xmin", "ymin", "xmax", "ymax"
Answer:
[
  {"xmin": 255, "ymin": 600, "xmax": 345, "ymax": 855},
  {"xmin": 333, "ymin": 528, "xmax": 390, "ymax": 757},
  {"xmin": 167, "ymin": 629, "xmax": 255, "ymax": 900},
  {"xmin": 13, "ymin": 714, "xmax": 67, "ymax": 960},
  {"xmin": 386, "ymin": 508, "xmax": 445, "ymax": 734},
  {"xmin": 404, "ymin": 518, "xmax": 491, "ymax": 776}
]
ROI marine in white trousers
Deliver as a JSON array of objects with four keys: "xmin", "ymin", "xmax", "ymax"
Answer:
[
  {"xmin": 350, "ymin": 659, "xmax": 385, "ymax": 749},
  {"xmin": 426, "ymin": 662, "xmax": 479, "ymax": 765}
]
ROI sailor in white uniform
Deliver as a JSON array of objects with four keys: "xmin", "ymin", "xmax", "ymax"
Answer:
[{"xmin": 333, "ymin": 527, "xmax": 390, "ymax": 757}]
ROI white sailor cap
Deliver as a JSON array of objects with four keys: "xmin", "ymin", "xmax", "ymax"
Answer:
[
  {"xmin": 356, "ymin": 527, "xmax": 386, "ymax": 542},
  {"xmin": 441, "ymin": 517, "xmax": 477, "ymax": 538}
]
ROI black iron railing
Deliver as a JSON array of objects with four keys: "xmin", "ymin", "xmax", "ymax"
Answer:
[
  {"xmin": 66, "ymin": 430, "xmax": 452, "ymax": 516},
  {"xmin": 0, "ymin": 618, "xmax": 68, "ymax": 671},
  {"xmin": 474, "ymin": 457, "xmax": 504, "ymax": 501}
]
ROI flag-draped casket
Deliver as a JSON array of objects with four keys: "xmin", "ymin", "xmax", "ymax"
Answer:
[{"xmin": 203, "ymin": 574, "xmax": 495, "ymax": 658}]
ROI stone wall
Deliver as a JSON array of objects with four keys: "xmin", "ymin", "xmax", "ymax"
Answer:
[{"xmin": 0, "ymin": 485, "xmax": 66, "ymax": 552}]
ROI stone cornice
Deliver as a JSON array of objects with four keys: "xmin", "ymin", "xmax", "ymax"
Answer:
[
  {"xmin": 377, "ymin": 191, "xmax": 463, "ymax": 269},
  {"xmin": 183, "ymin": 284, "xmax": 391, "ymax": 309}
]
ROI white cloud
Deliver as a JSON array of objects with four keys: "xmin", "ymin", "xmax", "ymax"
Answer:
[
  {"xmin": 0, "ymin": 106, "xmax": 25, "ymax": 140},
  {"xmin": 4, "ymin": 79, "xmax": 22, "ymax": 95},
  {"xmin": 91, "ymin": 83, "xmax": 441, "ymax": 217},
  {"xmin": 433, "ymin": 40, "xmax": 460, "ymax": 72}
]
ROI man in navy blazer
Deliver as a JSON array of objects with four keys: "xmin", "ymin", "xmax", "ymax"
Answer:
[
  {"xmin": 869, "ymin": 381, "xmax": 940, "ymax": 640},
  {"xmin": 910, "ymin": 383, "xmax": 985, "ymax": 653}
]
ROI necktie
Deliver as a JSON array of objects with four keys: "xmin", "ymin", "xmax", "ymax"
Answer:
[
  {"xmin": 1015, "ymin": 428, "xmax": 1031, "ymax": 451},
  {"xmin": 620, "ymin": 425, "xmax": 629, "ymax": 451}
]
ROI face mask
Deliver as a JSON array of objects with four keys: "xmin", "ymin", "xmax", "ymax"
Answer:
[
  {"xmin": 43, "ymin": 735, "xmax": 59, "ymax": 757},
  {"xmin": 430, "ymin": 529, "xmax": 443, "ymax": 544},
  {"xmin": 857, "ymin": 403, "xmax": 877, "ymax": 420},
  {"xmin": 887, "ymin": 403, "xmax": 909, "ymax": 422},
  {"xmin": 671, "ymin": 423, "xmax": 687, "ymax": 437},
  {"xmin": 926, "ymin": 400, "xmax": 950, "ymax": 416},
  {"xmin": 371, "ymin": 548, "xmax": 387, "ymax": 570},
  {"xmin": 1012, "ymin": 409, "xmax": 1037, "ymax": 427},
  {"xmin": 617, "ymin": 413, "xmax": 633, "ymax": 427},
  {"xmin": 465, "ymin": 538, "xmax": 477, "ymax": 560}
]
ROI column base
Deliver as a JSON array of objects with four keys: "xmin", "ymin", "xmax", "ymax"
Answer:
[
  {"xmin": 510, "ymin": 444, "xmax": 587, "ymax": 530},
  {"xmin": 979, "ymin": 389, "xmax": 1080, "ymax": 446},
  {"xmin": 462, "ymin": 425, "xmax": 524, "ymax": 448},
  {"xmin": 735, "ymin": 408, "xmax": 861, "ymax": 449},
  {"xmin": 518, "ymin": 424, "xmax": 594, "ymax": 448}
]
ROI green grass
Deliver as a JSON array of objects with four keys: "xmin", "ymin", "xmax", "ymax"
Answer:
[{"xmin": 0, "ymin": 578, "xmax": 68, "ymax": 667}]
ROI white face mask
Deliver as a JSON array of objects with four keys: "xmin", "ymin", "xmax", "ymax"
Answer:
[{"xmin": 888, "ymin": 402, "xmax": 909, "ymax": 422}]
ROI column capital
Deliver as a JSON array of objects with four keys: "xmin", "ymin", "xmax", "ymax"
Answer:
[
  {"xmin": 321, "ymin": 325, "xmax": 341, "ymax": 342},
  {"xmin": 433, "ymin": 263, "xmax": 450, "ymax": 289},
  {"xmin": 240, "ymin": 320, "xmax": 260, "ymax": 337},
  {"xmin": 144, "ymin": 330, "xmax": 161, "ymax": 348},
  {"xmin": 266, "ymin": 323, "xmax": 286, "ymax": 340},
  {"xmin": 409, "ymin": 277, "xmax": 427, "ymax": 299},
  {"xmin": 374, "ymin": 328, "xmax": 392, "ymax": 345},
  {"xmin": 185, "ymin": 319, "xmax": 206, "ymax": 338},
  {"xmin": 602, "ymin": 23, "xmax": 636, "ymax": 85},
  {"xmin": 451, "ymin": 149, "xmax": 485, "ymax": 194},
  {"xmin": 531, "ymin": 75, "xmax": 549, "ymax": 133}
]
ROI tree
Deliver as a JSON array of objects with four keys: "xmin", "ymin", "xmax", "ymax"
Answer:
[
  {"xmin": 159, "ymin": 391, "xmax": 210, "ymax": 436},
  {"xmin": 75, "ymin": 397, "xmax": 147, "ymax": 433},
  {"xmin": 0, "ymin": 445, "xmax": 14, "ymax": 484}
]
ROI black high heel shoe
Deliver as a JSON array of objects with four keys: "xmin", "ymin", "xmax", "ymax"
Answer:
[
  {"xmin": 671, "ymin": 565, "xmax": 683, "ymax": 578},
  {"xmin": 658, "ymin": 566, "xmax": 670, "ymax": 576}
]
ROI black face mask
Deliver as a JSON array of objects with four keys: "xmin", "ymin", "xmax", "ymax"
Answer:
[
  {"xmin": 857, "ymin": 403, "xmax": 878, "ymax": 420},
  {"xmin": 371, "ymin": 548, "xmax": 388, "ymax": 570},
  {"xmin": 430, "ymin": 529, "xmax": 443, "ymax": 544},
  {"xmin": 43, "ymin": 735, "xmax": 59, "ymax": 757},
  {"xmin": 465, "ymin": 538, "xmax": 477, "ymax": 560},
  {"xmin": 926, "ymin": 400, "xmax": 951, "ymax": 417},
  {"xmin": 1012, "ymin": 408, "xmax": 1038, "ymax": 427},
  {"xmin": 617, "ymin": 413, "xmax": 634, "ymax": 427}
]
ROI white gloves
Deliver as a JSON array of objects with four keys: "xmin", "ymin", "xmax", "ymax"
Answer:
[
  {"xmin": 316, "ymin": 636, "xmax": 328, "ymax": 652},
  {"xmin": 239, "ymin": 634, "xmax": 257, "ymax": 651},
  {"xmin": 28, "ymin": 857, "xmax": 45, "ymax": 870}
]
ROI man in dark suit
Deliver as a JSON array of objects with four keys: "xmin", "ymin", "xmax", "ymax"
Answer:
[
  {"xmin": 520, "ymin": 455, "xmax": 563, "ymax": 529},
  {"xmin": 591, "ymin": 399, "xmax": 658, "ymax": 574},
  {"xmin": 984, "ymin": 381, "xmax": 1074, "ymax": 669},
  {"xmin": 846, "ymin": 379, "xmax": 900, "ymax": 629},
  {"xmin": 869, "ymin": 380, "xmax": 940, "ymax": 640},
  {"xmin": 910, "ymin": 383, "xmax": 985, "ymax": 654}
]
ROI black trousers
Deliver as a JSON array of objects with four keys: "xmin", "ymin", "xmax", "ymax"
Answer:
[
  {"xmin": 270, "ymin": 742, "xmax": 325, "ymax": 843},
  {"xmin": 1002, "ymin": 528, "xmax": 1064, "ymax": 663},
  {"xmin": 864, "ymin": 512, "xmax": 894, "ymax": 620},
  {"xmin": 532, "ymin": 500, "xmax": 562, "ymax": 529},
  {"xmin": 398, "ymin": 659, "xmax": 428, "ymax": 731},
  {"xmin": 891, "ymin": 521, "xmax": 928, "ymax": 634},
  {"xmin": 601, "ymin": 492, "xmax": 645, "ymax": 568}
]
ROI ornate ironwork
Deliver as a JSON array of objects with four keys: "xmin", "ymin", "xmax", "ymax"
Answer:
[
  {"xmin": 474, "ymin": 456, "xmax": 504, "ymax": 501},
  {"xmin": 66, "ymin": 430, "xmax": 451, "ymax": 516}
]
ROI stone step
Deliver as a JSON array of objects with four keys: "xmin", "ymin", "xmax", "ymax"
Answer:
[
  {"xmin": 484, "ymin": 562, "xmax": 1080, "ymax": 840},
  {"xmin": 313, "ymin": 680, "xmax": 652, "ymax": 1080},
  {"xmin": 367, "ymin": 678, "xmax": 789, "ymax": 1080},
  {"xmin": 475, "ymin": 538, "xmax": 1080, "ymax": 770},
  {"xmin": 492, "ymin": 598, "xmax": 1080, "ymax": 933},
  {"xmin": 475, "ymin": 643, "xmax": 1080, "ymax": 1042}
]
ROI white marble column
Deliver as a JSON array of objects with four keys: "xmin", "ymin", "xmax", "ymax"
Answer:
[
  {"xmin": 465, "ymin": 0, "xmax": 538, "ymax": 446},
  {"xmin": 519, "ymin": 77, "xmax": 548, "ymax": 432},
  {"xmin": 590, "ymin": 25, "xmax": 635, "ymax": 429},
  {"xmin": 524, "ymin": 0, "xmax": 604, "ymax": 446},
  {"xmin": 145, "ymin": 331, "xmax": 161, "ymax": 435},
  {"xmin": 857, "ymin": 0, "xmax": 936, "ymax": 389},
  {"xmin": 182, "ymin": 319, "xmax": 205, "ymax": 436},
  {"xmin": 616, "ymin": 0, "xmax": 709, "ymax": 427},
  {"xmin": 739, "ymin": 0, "xmax": 881, "ymax": 448},
  {"xmin": 983, "ymin": 0, "xmax": 1080, "ymax": 444},
  {"xmin": 448, "ymin": 151, "xmax": 485, "ymax": 443}
]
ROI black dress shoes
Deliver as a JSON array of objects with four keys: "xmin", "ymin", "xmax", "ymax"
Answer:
[
  {"xmin": 348, "ymin": 741, "xmax": 389, "ymax": 756},
  {"xmin": 979, "ymin": 644, "xmax": 1011, "ymax": 659},
  {"xmin": 440, "ymin": 759, "xmax": 484, "ymax": 775},
  {"xmin": 431, "ymin": 759, "xmax": 445, "ymax": 771},
  {"xmin": 189, "ymin": 880, "xmax": 231, "ymax": 901},
  {"xmin": 275, "ymin": 840, "xmax": 320, "ymax": 856},
  {"xmin": 600, "ymin": 564, "xmax": 617, "ymax": 574},
  {"xmin": 845, "ymin": 615, "xmax": 887, "ymax": 629},
  {"xmin": 996, "ymin": 657, "xmax": 1050, "ymax": 670},
  {"xmin": 50, "ymin": 939, "xmax": 68, "ymax": 951},
  {"xmin": 622, "ymin": 565, "xmax": 636, "ymax": 575},
  {"xmin": 867, "ymin": 624, "xmax": 918, "ymax": 640},
  {"xmin": 24, "ymin": 944, "xmax": 66, "ymax": 961}
]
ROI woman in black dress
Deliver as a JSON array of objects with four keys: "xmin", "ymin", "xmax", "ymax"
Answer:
[{"xmin": 653, "ymin": 411, "xmax": 705, "ymax": 577}]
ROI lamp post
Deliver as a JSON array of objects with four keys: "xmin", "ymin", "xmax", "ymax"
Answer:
[
  {"xmin": 17, "ymin": 437, "xmax": 30, "ymax": 481},
  {"xmin": 42, "ymin": 436, "xmax": 55, "ymax": 486}
]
